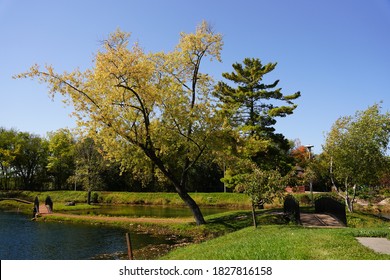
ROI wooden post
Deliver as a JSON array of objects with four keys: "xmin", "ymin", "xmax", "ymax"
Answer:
[{"xmin": 126, "ymin": 232, "xmax": 134, "ymax": 260}]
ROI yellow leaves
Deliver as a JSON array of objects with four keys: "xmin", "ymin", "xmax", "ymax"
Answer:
[
  {"xmin": 14, "ymin": 22, "xmax": 224, "ymax": 178},
  {"xmin": 153, "ymin": 21, "xmax": 223, "ymax": 141},
  {"xmin": 13, "ymin": 63, "xmax": 40, "ymax": 80},
  {"xmin": 178, "ymin": 20, "xmax": 223, "ymax": 63},
  {"xmin": 103, "ymin": 28, "xmax": 131, "ymax": 49}
]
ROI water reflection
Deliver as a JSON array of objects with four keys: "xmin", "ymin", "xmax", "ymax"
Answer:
[
  {"xmin": 0, "ymin": 211, "xmax": 174, "ymax": 260},
  {"xmin": 65, "ymin": 204, "xmax": 229, "ymax": 218}
]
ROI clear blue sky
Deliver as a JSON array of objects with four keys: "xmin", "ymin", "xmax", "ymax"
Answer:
[{"xmin": 1, "ymin": 0, "xmax": 389, "ymax": 154}]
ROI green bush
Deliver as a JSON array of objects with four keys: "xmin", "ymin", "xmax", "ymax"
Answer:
[{"xmin": 92, "ymin": 192, "xmax": 99, "ymax": 203}]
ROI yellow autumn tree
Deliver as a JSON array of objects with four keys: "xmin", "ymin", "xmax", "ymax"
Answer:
[{"xmin": 16, "ymin": 21, "xmax": 223, "ymax": 225}]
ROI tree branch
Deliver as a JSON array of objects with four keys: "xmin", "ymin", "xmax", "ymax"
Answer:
[{"xmin": 38, "ymin": 71, "xmax": 102, "ymax": 110}]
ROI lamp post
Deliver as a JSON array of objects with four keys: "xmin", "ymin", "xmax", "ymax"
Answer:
[{"xmin": 305, "ymin": 145, "xmax": 314, "ymax": 203}]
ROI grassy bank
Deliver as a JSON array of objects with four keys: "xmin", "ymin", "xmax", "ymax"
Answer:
[
  {"xmin": 0, "ymin": 190, "xmax": 351, "ymax": 212},
  {"xmin": 2, "ymin": 190, "xmax": 387, "ymax": 212},
  {"xmin": 0, "ymin": 190, "xmax": 252, "ymax": 208}
]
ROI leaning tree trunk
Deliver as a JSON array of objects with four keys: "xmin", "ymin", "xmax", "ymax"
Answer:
[
  {"xmin": 145, "ymin": 150, "xmax": 206, "ymax": 225},
  {"xmin": 176, "ymin": 187, "xmax": 206, "ymax": 225}
]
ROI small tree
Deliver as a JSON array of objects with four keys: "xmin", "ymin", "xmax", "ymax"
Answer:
[
  {"xmin": 239, "ymin": 164, "xmax": 284, "ymax": 228},
  {"xmin": 68, "ymin": 138, "xmax": 104, "ymax": 204},
  {"xmin": 47, "ymin": 129, "xmax": 76, "ymax": 190},
  {"xmin": 323, "ymin": 104, "xmax": 390, "ymax": 212}
]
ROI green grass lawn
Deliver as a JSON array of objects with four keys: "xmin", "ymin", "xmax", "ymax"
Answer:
[
  {"xmin": 161, "ymin": 225, "xmax": 389, "ymax": 260},
  {"xmin": 161, "ymin": 210, "xmax": 390, "ymax": 260}
]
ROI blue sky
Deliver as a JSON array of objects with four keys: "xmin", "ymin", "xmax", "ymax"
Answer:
[{"xmin": 1, "ymin": 0, "xmax": 389, "ymax": 154}]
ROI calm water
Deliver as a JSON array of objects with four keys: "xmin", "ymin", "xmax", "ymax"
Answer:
[
  {"xmin": 0, "ymin": 211, "xmax": 173, "ymax": 260},
  {"xmin": 65, "ymin": 204, "xmax": 230, "ymax": 218}
]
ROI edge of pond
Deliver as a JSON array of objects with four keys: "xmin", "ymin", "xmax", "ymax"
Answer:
[{"xmin": 32, "ymin": 208, "xmax": 256, "ymax": 260}]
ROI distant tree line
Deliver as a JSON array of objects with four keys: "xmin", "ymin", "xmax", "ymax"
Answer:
[{"xmin": 0, "ymin": 127, "xmax": 224, "ymax": 192}]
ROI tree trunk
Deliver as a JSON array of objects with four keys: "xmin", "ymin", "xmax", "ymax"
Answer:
[
  {"xmin": 87, "ymin": 190, "xmax": 91, "ymax": 205},
  {"xmin": 143, "ymin": 147, "xmax": 206, "ymax": 225},
  {"xmin": 345, "ymin": 193, "xmax": 353, "ymax": 212},
  {"xmin": 251, "ymin": 203, "xmax": 258, "ymax": 228},
  {"xmin": 345, "ymin": 184, "xmax": 357, "ymax": 213},
  {"xmin": 177, "ymin": 188, "xmax": 205, "ymax": 225}
]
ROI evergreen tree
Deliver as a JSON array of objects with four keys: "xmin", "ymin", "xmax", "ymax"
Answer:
[
  {"xmin": 215, "ymin": 58, "xmax": 300, "ymax": 136},
  {"xmin": 214, "ymin": 58, "xmax": 300, "ymax": 172}
]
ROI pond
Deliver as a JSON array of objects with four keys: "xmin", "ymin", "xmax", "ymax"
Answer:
[
  {"xmin": 0, "ymin": 211, "xmax": 176, "ymax": 260},
  {"xmin": 64, "ymin": 204, "xmax": 231, "ymax": 218}
]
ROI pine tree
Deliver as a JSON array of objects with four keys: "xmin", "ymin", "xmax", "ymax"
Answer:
[
  {"xmin": 215, "ymin": 58, "xmax": 300, "ymax": 137},
  {"xmin": 215, "ymin": 58, "xmax": 300, "ymax": 173}
]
